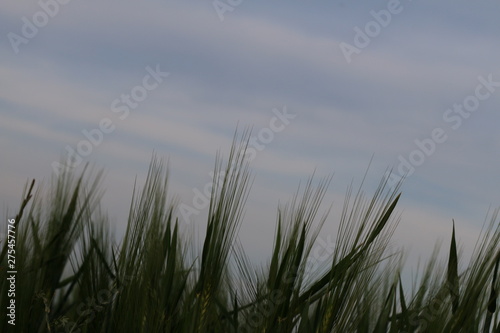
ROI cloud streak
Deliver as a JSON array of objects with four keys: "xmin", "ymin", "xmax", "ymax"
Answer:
[{"xmin": 1, "ymin": 0, "xmax": 499, "ymax": 266}]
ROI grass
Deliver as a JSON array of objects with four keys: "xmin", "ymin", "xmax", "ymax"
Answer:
[{"xmin": 1, "ymin": 133, "xmax": 499, "ymax": 332}]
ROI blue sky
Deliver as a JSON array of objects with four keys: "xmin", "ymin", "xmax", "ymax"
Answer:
[{"xmin": 1, "ymin": 0, "xmax": 499, "ymax": 270}]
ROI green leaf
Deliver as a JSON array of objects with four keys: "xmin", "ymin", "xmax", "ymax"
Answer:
[{"xmin": 447, "ymin": 220, "xmax": 460, "ymax": 314}]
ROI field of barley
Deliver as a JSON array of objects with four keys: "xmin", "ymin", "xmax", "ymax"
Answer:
[{"xmin": 1, "ymin": 137, "xmax": 499, "ymax": 333}]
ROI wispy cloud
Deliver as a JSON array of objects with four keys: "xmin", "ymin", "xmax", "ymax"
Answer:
[{"xmin": 1, "ymin": 0, "xmax": 499, "ymax": 268}]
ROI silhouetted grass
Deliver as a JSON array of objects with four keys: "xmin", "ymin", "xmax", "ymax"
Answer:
[{"xmin": 1, "ymin": 133, "xmax": 499, "ymax": 332}]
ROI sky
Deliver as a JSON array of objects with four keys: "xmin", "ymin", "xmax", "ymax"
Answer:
[{"xmin": 1, "ymin": 0, "xmax": 499, "ymax": 274}]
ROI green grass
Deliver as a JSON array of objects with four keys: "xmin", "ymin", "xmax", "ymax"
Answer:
[{"xmin": 1, "ymin": 133, "xmax": 499, "ymax": 332}]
